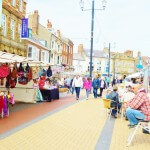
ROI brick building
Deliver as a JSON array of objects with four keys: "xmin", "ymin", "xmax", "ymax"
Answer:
[{"xmin": 0, "ymin": 0, "xmax": 27, "ymax": 56}]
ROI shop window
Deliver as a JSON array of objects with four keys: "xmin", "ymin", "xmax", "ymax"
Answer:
[{"xmin": 1, "ymin": 14, "xmax": 6, "ymax": 36}]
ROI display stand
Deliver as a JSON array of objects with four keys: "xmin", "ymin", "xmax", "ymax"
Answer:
[{"xmin": 0, "ymin": 80, "xmax": 36, "ymax": 103}]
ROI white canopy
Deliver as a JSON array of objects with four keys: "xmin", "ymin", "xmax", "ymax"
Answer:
[
  {"xmin": 127, "ymin": 72, "xmax": 144, "ymax": 79},
  {"xmin": 0, "ymin": 52, "xmax": 28, "ymax": 63}
]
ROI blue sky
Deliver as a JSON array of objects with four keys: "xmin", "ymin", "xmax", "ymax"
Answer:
[{"xmin": 27, "ymin": 0, "xmax": 150, "ymax": 56}]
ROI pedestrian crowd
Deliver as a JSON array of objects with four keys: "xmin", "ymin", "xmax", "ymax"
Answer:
[{"xmin": 61, "ymin": 75, "xmax": 150, "ymax": 133}]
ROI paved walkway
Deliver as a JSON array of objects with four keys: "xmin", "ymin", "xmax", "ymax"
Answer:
[
  {"xmin": 0, "ymin": 99, "xmax": 106, "ymax": 150},
  {"xmin": 0, "ymin": 91, "xmax": 150, "ymax": 150}
]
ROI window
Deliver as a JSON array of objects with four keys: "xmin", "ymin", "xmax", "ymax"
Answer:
[
  {"xmin": 57, "ymin": 56, "xmax": 60, "ymax": 64},
  {"xmin": 10, "ymin": 19, "xmax": 15, "ymax": 40},
  {"xmin": 58, "ymin": 45, "xmax": 60, "ymax": 52},
  {"xmin": 18, "ymin": 24, "xmax": 21, "ymax": 42},
  {"xmin": 28, "ymin": 46, "xmax": 39, "ymax": 61},
  {"xmin": 19, "ymin": 0, "xmax": 23, "ymax": 12},
  {"xmin": 51, "ymin": 41, "xmax": 54, "ymax": 49},
  {"xmin": 11, "ymin": 0, "xmax": 15, "ymax": 6},
  {"xmin": 1, "ymin": 14, "xmax": 6, "ymax": 36},
  {"xmin": 28, "ymin": 47, "xmax": 32, "ymax": 58},
  {"xmin": 41, "ymin": 51, "xmax": 49, "ymax": 63}
]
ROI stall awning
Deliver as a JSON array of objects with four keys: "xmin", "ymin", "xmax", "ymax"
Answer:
[{"xmin": 0, "ymin": 52, "xmax": 28, "ymax": 63}]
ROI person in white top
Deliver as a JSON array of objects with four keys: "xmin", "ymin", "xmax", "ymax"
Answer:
[
  {"xmin": 121, "ymin": 86, "xmax": 135, "ymax": 102},
  {"xmin": 72, "ymin": 75, "xmax": 83, "ymax": 100}
]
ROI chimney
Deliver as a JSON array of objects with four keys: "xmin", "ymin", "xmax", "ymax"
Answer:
[
  {"xmin": 32, "ymin": 10, "xmax": 39, "ymax": 34},
  {"xmin": 47, "ymin": 20, "xmax": 52, "ymax": 30},
  {"xmin": 78, "ymin": 44, "xmax": 83, "ymax": 54},
  {"xmin": 57, "ymin": 30, "xmax": 61, "ymax": 38}
]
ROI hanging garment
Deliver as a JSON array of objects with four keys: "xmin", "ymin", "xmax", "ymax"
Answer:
[
  {"xmin": 38, "ymin": 66, "xmax": 44, "ymax": 77},
  {"xmin": 0, "ymin": 64, "xmax": 10, "ymax": 78},
  {"xmin": 39, "ymin": 76, "xmax": 46, "ymax": 89},
  {"xmin": 35, "ymin": 89, "xmax": 43, "ymax": 101},
  {"xmin": 18, "ymin": 63, "xmax": 24, "ymax": 72},
  {"xmin": 18, "ymin": 72, "xmax": 28, "ymax": 85},
  {"xmin": 3, "ymin": 96, "xmax": 8, "ymax": 116},
  {"xmin": 25, "ymin": 63, "xmax": 30, "ymax": 73},
  {"xmin": 0, "ymin": 78, "xmax": 4, "ymax": 86},
  {"xmin": 26, "ymin": 67, "xmax": 32, "ymax": 82},
  {"xmin": 8, "ymin": 93, "xmax": 15, "ymax": 105},
  {"xmin": 0, "ymin": 96, "xmax": 4, "ymax": 113},
  {"xmin": 47, "ymin": 67, "xmax": 52, "ymax": 77}
]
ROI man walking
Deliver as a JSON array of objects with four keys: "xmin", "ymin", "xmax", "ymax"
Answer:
[
  {"xmin": 92, "ymin": 75, "xmax": 100, "ymax": 99},
  {"xmin": 72, "ymin": 75, "xmax": 83, "ymax": 100}
]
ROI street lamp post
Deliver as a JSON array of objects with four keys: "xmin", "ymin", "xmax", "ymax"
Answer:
[
  {"xmin": 79, "ymin": 0, "xmax": 107, "ymax": 77},
  {"xmin": 108, "ymin": 43, "xmax": 111, "ymax": 77}
]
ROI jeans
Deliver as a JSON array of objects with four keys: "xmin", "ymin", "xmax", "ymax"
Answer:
[
  {"xmin": 72, "ymin": 87, "xmax": 75, "ymax": 94},
  {"xmin": 126, "ymin": 108, "xmax": 145, "ymax": 125},
  {"xmin": 86, "ymin": 89, "xmax": 90, "ymax": 98},
  {"xmin": 93, "ymin": 88, "xmax": 98, "ymax": 98},
  {"xmin": 75, "ymin": 87, "xmax": 81, "ymax": 98},
  {"xmin": 111, "ymin": 103, "xmax": 122, "ymax": 116},
  {"xmin": 100, "ymin": 88, "xmax": 104, "ymax": 97}
]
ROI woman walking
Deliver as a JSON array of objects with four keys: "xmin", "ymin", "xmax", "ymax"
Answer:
[
  {"xmin": 72, "ymin": 75, "xmax": 83, "ymax": 100},
  {"xmin": 99, "ymin": 78, "xmax": 106, "ymax": 97},
  {"xmin": 83, "ymin": 77, "xmax": 92, "ymax": 100}
]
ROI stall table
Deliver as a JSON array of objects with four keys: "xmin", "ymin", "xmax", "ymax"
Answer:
[{"xmin": 40, "ymin": 88, "xmax": 59, "ymax": 102}]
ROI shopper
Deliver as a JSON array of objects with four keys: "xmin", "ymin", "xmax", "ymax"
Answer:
[
  {"xmin": 72, "ymin": 75, "xmax": 83, "ymax": 100},
  {"xmin": 92, "ymin": 75, "xmax": 100, "ymax": 99},
  {"xmin": 99, "ymin": 77, "xmax": 106, "ymax": 97},
  {"xmin": 107, "ymin": 86, "xmax": 121, "ymax": 118},
  {"xmin": 83, "ymin": 77, "xmax": 92, "ymax": 100}
]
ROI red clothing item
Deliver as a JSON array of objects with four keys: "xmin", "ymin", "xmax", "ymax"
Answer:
[
  {"xmin": 0, "ymin": 96, "xmax": 4, "ymax": 112},
  {"xmin": 0, "ymin": 64, "xmax": 10, "ymax": 78},
  {"xmin": 126, "ymin": 91, "xmax": 150, "ymax": 121}
]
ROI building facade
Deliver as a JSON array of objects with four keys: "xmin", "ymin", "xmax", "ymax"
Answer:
[
  {"xmin": 28, "ymin": 11, "xmax": 50, "ymax": 63},
  {"xmin": 110, "ymin": 50, "xmax": 136, "ymax": 78},
  {"xmin": 62, "ymin": 37, "xmax": 73, "ymax": 66},
  {"xmin": 73, "ymin": 44, "xmax": 108, "ymax": 75},
  {"xmin": 0, "ymin": 0, "xmax": 27, "ymax": 56},
  {"xmin": 27, "ymin": 11, "xmax": 74, "ymax": 66}
]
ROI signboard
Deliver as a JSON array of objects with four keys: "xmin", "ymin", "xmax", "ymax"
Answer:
[
  {"xmin": 0, "ymin": 0, "xmax": 2, "ymax": 27},
  {"xmin": 21, "ymin": 18, "xmax": 29, "ymax": 38}
]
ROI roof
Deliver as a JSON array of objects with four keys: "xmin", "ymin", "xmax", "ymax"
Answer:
[
  {"xmin": 83, "ymin": 49, "xmax": 106, "ymax": 58},
  {"xmin": 26, "ymin": 36, "xmax": 48, "ymax": 50},
  {"xmin": 73, "ymin": 53, "xmax": 85, "ymax": 61}
]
